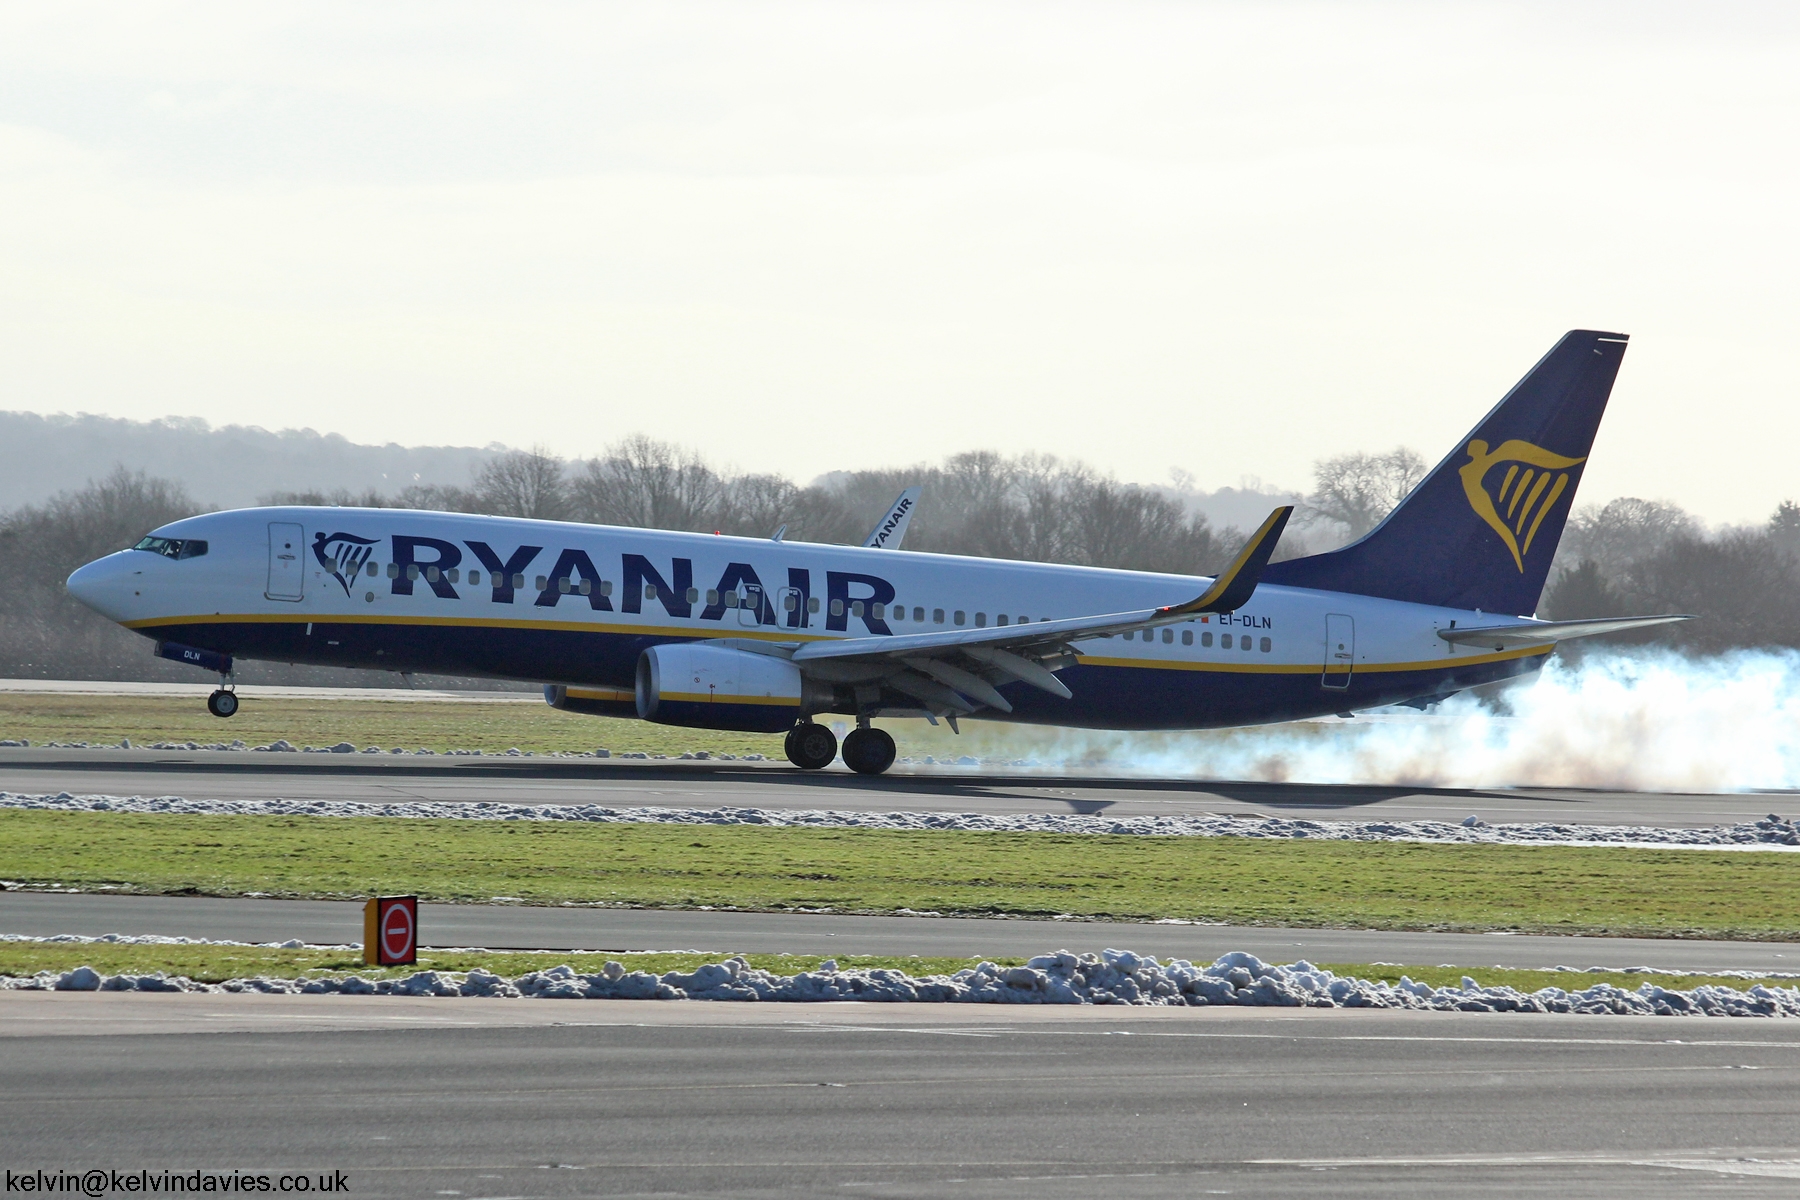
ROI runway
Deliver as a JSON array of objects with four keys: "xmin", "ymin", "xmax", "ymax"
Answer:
[
  {"xmin": 2, "ymin": 747, "xmax": 1790, "ymax": 827},
  {"xmin": 3, "ymin": 995, "xmax": 1799, "ymax": 1198},
  {"xmin": 7, "ymin": 892, "xmax": 1799, "ymax": 973}
]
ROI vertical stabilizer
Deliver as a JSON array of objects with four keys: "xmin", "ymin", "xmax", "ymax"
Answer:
[
  {"xmin": 864, "ymin": 487, "xmax": 921, "ymax": 549},
  {"xmin": 1263, "ymin": 330, "xmax": 1628, "ymax": 615}
]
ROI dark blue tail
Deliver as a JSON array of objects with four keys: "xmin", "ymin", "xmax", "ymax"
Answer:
[{"xmin": 1263, "ymin": 330, "xmax": 1628, "ymax": 616}]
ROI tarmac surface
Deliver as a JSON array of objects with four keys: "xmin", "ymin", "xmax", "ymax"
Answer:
[
  {"xmin": 3, "ymin": 994, "xmax": 1798, "ymax": 1198},
  {"xmin": 2, "ymin": 747, "xmax": 1792, "ymax": 826},
  {"xmin": 7, "ymin": 891, "xmax": 1800, "ymax": 973}
]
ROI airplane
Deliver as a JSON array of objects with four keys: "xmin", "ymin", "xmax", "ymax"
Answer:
[{"xmin": 66, "ymin": 330, "xmax": 1689, "ymax": 776}]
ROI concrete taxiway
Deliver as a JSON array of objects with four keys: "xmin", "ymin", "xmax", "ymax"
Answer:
[
  {"xmin": 2, "ymin": 747, "xmax": 1792, "ymax": 826},
  {"xmin": 6, "ymin": 892, "xmax": 1798, "ymax": 973},
  {"xmin": 2, "ymin": 994, "xmax": 1798, "ymax": 1197}
]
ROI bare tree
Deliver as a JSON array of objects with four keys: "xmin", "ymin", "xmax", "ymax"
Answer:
[
  {"xmin": 569, "ymin": 436, "xmax": 724, "ymax": 531},
  {"xmin": 1302, "ymin": 447, "xmax": 1427, "ymax": 540},
  {"xmin": 473, "ymin": 446, "xmax": 570, "ymax": 520},
  {"xmin": 1556, "ymin": 497, "xmax": 1698, "ymax": 576}
]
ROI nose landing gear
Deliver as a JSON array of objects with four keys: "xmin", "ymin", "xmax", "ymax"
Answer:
[{"xmin": 207, "ymin": 675, "xmax": 238, "ymax": 718}]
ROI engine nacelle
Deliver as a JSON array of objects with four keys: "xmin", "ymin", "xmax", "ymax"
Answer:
[{"xmin": 635, "ymin": 644, "xmax": 824, "ymax": 733}]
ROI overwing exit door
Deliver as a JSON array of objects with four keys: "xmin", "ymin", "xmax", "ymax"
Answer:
[
  {"xmin": 737, "ymin": 584, "xmax": 765, "ymax": 626},
  {"xmin": 267, "ymin": 522, "xmax": 305, "ymax": 602},
  {"xmin": 1321, "ymin": 613, "xmax": 1354, "ymax": 689}
]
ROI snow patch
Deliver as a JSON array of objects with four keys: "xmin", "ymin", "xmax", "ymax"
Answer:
[
  {"xmin": 4, "ymin": 950, "xmax": 1797, "ymax": 1016},
  {"xmin": 2, "ymin": 791, "xmax": 1795, "ymax": 850}
]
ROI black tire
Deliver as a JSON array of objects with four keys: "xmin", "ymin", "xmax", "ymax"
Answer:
[
  {"xmin": 784, "ymin": 722, "xmax": 837, "ymax": 770},
  {"xmin": 841, "ymin": 727, "xmax": 896, "ymax": 776},
  {"xmin": 207, "ymin": 689, "xmax": 239, "ymax": 718}
]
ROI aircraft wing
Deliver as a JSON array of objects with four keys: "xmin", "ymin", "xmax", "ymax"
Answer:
[
  {"xmin": 783, "ymin": 508, "xmax": 1291, "ymax": 714},
  {"xmin": 1437, "ymin": 613, "xmax": 1694, "ymax": 649}
]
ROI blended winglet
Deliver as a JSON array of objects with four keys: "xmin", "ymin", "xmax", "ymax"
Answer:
[{"xmin": 1164, "ymin": 506, "xmax": 1292, "ymax": 617}]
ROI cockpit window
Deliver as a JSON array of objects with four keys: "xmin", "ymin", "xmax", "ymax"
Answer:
[{"xmin": 133, "ymin": 536, "xmax": 208, "ymax": 560}]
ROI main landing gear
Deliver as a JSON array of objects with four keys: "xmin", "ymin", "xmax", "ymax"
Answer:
[
  {"xmin": 841, "ymin": 726, "xmax": 896, "ymax": 776},
  {"xmin": 784, "ymin": 722, "xmax": 838, "ymax": 771},
  {"xmin": 785, "ymin": 721, "xmax": 899, "ymax": 775}
]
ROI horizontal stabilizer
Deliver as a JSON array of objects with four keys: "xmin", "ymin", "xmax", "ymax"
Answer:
[{"xmin": 1438, "ymin": 614, "xmax": 1694, "ymax": 649}]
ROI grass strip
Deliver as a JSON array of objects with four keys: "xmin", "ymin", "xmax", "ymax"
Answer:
[
  {"xmin": 4, "ymin": 809, "xmax": 1798, "ymax": 939},
  {"xmin": 0, "ymin": 943, "xmax": 1789, "ymax": 997},
  {"xmin": 0, "ymin": 694, "xmax": 786, "ymax": 757}
]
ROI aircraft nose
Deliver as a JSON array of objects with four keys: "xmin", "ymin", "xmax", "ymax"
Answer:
[{"xmin": 66, "ymin": 553, "xmax": 138, "ymax": 620}]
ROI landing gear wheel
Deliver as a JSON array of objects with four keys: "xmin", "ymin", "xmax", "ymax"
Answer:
[
  {"xmin": 841, "ymin": 727, "xmax": 896, "ymax": 776},
  {"xmin": 206, "ymin": 689, "xmax": 239, "ymax": 719},
  {"xmin": 784, "ymin": 722, "xmax": 838, "ymax": 770}
]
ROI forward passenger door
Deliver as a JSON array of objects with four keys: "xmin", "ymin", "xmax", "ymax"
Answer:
[{"xmin": 266, "ymin": 522, "xmax": 305, "ymax": 602}]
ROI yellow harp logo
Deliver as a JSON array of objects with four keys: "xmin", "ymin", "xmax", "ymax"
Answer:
[{"xmin": 1458, "ymin": 439, "xmax": 1585, "ymax": 572}]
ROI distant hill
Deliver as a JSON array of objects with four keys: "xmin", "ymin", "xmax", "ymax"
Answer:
[{"xmin": 0, "ymin": 412, "xmax": 499, "ymax": 512}]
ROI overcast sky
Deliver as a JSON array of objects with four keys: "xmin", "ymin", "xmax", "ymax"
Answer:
[{"xmin": 2, "ymin": 2, "xmax": 1796, "ymax": 522}]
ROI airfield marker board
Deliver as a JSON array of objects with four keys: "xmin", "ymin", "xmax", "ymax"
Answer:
[{"xmin": 363, "ymin": 896, "xmax": 418, "ymax": 966}]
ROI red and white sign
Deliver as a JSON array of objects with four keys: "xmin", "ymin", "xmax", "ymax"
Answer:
[{"xmin": 363, "ymin": 895, "xmax": 418, "ymax": 965}]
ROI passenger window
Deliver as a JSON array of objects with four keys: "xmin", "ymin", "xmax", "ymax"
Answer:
[
  {"xmin": 538, "ymin": 576, "xmax": 550, "ymax": 591},
  {"xmin": 871, "ymin": 602, "xmax": 884, "ymax": 619},
  {"xmin": 915, "ymin": 607, "xmax": 925, "ymax": 622},
  {"xmin": 723, "ymin": 591, "xmax": 737, "ymax": 607},
  {"xmin": 387, "ymin": 563, "xmax": 399, "ymax": 579},
  {"xmin": 933, "ymin": 608, "xmax": 945, "ymax": 624},
  {"xmin": 707, "ymin": 589, "xmax": 720, "ymax": 606},
  {"xmin": 996, "ymin": 614, "xmax": 1008, "ymax": 626},
  {"xmin": 1260, "ymin": 636, "xmax": 1272, "ymax": 652},
  {"xmin": 447, "ymin": 568, "xmax": 460, "ymax": 583},
  {"xmin": 888, "ymin": 604, "xmax": 900, "ymax": 621},
  {"xmin": 1182, "ymin": 630, "xmax": 1193, "ymax": 646},
  {"xmin": 831, "ymin": 599, "xmax": 844, "ymax": 617},
  {"xmin": 467, "ymin": 569, "xmax": 480, "ymax": 585},
  {"xmin": 1242, "ymin": 636, "xmax": 1253, "ymax": 652},
  {"xmin": 808, "ymin": 596, "xmax": 821, "ymax": 613},
  {"xmin": 851, "ymin": 601, "xmax": 864, "ymax": 618},
  {"xmin": 427, "ymin": 566, "xmax": 440, "ymax": 583},
  {"xmin": 1221, "ymin": 634, "xmax": 1232, "ymax": 649},
  {"xmin": 975, "ymin": 612, "xmax": 986, "ymax": 627},
  {"xmin": 599, "ymin": 580, "xmax": 612, "ymax": 597},
  {"xmin": 643, "ymin": 584, "xmax": 656, "ymax": 600},
  {"xmin": 954, "ymin": 610, "xmax": 965, "ymax": 626},
  {"xmin": 1019, "ymin": 615, "xmax": 1028, "ymax": 625},
  {"xmin": 367, "ymin": 562, "xmax": 380, "ymax": 577},
  {"xmin": 1202, "ymin": 631, "xmax": 1213, "ymax": 647},
  {"xmin": 513, "ymin": 573, "xmax": 525, "ymax": 589},
  {"xmin": 784, "ymin": 593, "xmax": 798, "ymax": 612},
  {"xmin": 1141, "ymin": 629, "xmax": 1152, "ymax": 642},
  {"xmin": 686, "ymin": 587, "xmax": 700, "ymax": 604},
  {"xmin": 406, "ymin": 564, "xmax": 421, "ymax": 581},
  {"xmin": 1161, "ymin": 628, "xmax": 1172, "ymax": 643},
  {"xmin": 579, "ymin": 579, "xmax": 592, "ymax": 595}
]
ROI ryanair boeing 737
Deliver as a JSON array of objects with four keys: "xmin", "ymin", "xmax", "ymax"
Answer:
[{"xmin": 66, "ymin": 331, "xmax": 1688, "ymax": 775}]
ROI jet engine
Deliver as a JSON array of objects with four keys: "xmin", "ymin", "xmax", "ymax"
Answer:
[{"xmin": 635, "ymin": 644, "xmax": 830, "ymax": 733}]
